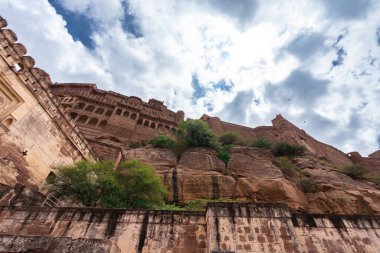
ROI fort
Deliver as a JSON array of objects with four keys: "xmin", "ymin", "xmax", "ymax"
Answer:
[
  {"xmin": 51, "ymin": 83, "xmax": 184, "ymax": 160},
  {"xmin": 1, "ymin": 16, "xmax": 380, "ymax": 252}
]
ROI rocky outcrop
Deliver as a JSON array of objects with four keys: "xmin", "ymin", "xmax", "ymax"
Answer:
[{"xmin": 122, "ymin": 146, "xmax": 380, "ymax": 214}]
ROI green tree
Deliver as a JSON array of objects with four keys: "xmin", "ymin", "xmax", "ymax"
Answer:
[
  {"xmin": 46, "ymin": 160, "xmax": 168, "ymax": 208},
  {"xmin": 177, "ymin": 120, "xmax": 217, "ymax": 149},
  {"xmin": 46, "ymin": 160, "xmax": 120, "ymax": 207},
  {"xmin": 116, "ymin": 160, "xmax": 168, "ymax": 208},
  {"xmin": 217, "ymin": 145, "xmax": 231, "ymax": 165}
]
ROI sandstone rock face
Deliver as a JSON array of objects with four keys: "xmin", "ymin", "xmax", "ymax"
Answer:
[
  {"xmin": 123, "ymin": 146, "xmax": 177, "ymax": 172},
  {"xmin": 123, "ymin": 146, "xmax": 380, "ymax": 214},
  {"xmin": 178, "ymin": 147, "xmax": 225, "ymax": 172}
]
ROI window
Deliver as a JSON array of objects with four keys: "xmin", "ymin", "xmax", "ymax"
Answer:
[
  {"xmin": 85, "ymin": 105, "xmax": 95, "ymax": 112},
  {"xmin": 77, "ymin": 115, "xmax": 88, "ymax": 123},
  {"xmin": 95, "ymin": 108, "xmax": 105, "ymax": 114},
  {"xmin": 88, "ymin": 118, "xmax": 98, "ymax": 126}
]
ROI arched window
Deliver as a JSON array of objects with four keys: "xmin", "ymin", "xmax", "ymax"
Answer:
[
  {"xmin": 123, "ymin": 111, "xmax": 130, "ymax": 117},
  {"xmin": 165, "ymin": 125, "xmax": 170, "ymax": 129},
  {"xmin": 105, "ymin": 110, "xmax": 113, "ymax": 116},
  {"xmin": 144, "ymin": 120, "xmax": 150, "ymax": 127},
  {"xmin": 77, "ymin": 115, "xmax": 88, "ymax": 123},
  {"xmin": 95, "ymin": 108, "xmax": 105, "ymax": 114},
  {"xmin": 76, "ymin": 103, "xmax": 85, "ymax": 110},
  {"xmin": 69, "ymin": 112, "xmax": 78, "ymax": 120},
  {"xmin": 88, "ymin": 118, "xmax": 98, "ymax": 126},
  {"xmin": 150, "ymin": 122, "xmax": 156, "ymax": 129},
  {"xmin": 116, "ymin": 108, "xmax": 122, "ymax": 115},
  {"xmin": 137, "ymin": 118, "xmax": 143, "ymax": 125},
  {"xmin": 85, "ymin": 105, "xmax": 95, "ymax": 112},
  {"xmin": 130, "ymin": 113, "xmax": 137, "ymax": 120},
  {"xmin": 99, "ymin": 120, "xmax": 107, "ymax": 128},
  {"xmin": 158, "ymin": 124, "xmax": 163, "ymax": 128}
]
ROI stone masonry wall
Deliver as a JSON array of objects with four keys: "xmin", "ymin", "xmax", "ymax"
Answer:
[
  {"xmin": 0, "ymin": 203, "xmax": 379, "ymax": 253},
  {"xmin": 0, "ymin": 17, "xmax": 96, "ymax": 186}
]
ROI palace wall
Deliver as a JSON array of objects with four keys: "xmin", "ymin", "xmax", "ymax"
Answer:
[
  {"xmin": 50, "ymin": 84, "xmax": 184, "ymax": 159},
  {"xmin": 0, "ymin": 203, "xmax": 379, "ymax": 253},
  {"xmin": 0, "ymin": 17, "xmax": 96, "ymax": 186}
]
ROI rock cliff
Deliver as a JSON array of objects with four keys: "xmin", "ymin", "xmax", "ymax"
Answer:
[{"xmin": 124, "ymin": 146, "xmax": 380, "ymax": 215}]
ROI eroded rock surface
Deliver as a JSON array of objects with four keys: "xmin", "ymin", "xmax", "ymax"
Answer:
[{"xmin": 124, "ymin": 146, "xmax": 380, "ymax": 214}]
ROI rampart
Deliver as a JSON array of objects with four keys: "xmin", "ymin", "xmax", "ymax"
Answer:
[{"xmin": 0, "ymin": 203, "xmax": 379, "ymax": 253}]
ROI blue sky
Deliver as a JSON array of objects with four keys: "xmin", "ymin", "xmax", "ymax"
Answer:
[{"xmin": 1, "ymin": 0, "xmax": 380, "ymax": 156}]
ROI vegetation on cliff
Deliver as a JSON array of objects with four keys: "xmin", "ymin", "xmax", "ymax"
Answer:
[
  {"xmin": 47, "ymin": 160, "xmax": 167, "ymax": 208},
  {"xmin": 272, "ymin": 142, "xmax": 305, "ymax": 157},
  {"xmin": 342, "ymin": 164, "xmax": 368, "ymax": 179}
]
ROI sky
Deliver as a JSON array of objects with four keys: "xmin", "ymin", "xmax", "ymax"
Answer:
[{"xmin": 1, "ymin": 0, "xmax": 380, "ymax": 156}]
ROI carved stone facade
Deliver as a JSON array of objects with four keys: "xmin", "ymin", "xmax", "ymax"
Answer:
[
  {"xmin": 0, "ymin": 16, "xmax": 96, "ymax": 186},
  {"xmin": 50, "ymin": 83, "xmax": 184, "ymax": 159}
]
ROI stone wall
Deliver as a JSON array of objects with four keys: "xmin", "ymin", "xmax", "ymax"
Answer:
[
  {"xmin": 0, "ymin": 206, "xmax": 207, "ymax": 253},
  {"xmin": 201, "ymin": 114, "xmax": 353, "ymax": 168},
  {"xmin": 50, "ymin": 83, "xmax": 185, "ymax": 159},
  {"xmin": 0, "ymin": 203, "xmax": 379, "ymax": 253},
  {"xmin": 0, "ymin": 17, "xmax": 96, "ymax": 186}
]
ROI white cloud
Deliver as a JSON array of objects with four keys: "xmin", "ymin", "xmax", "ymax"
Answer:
[{"xmin": 1, "ymin": 0, "xmax": 380, "ymax": 155}]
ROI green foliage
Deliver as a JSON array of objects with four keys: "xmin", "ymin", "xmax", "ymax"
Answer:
[
  {"xmin": 368, "ymin": 176, "xmax": 380, "ymax": 185},
  {"xmin": 183, "ymin": 198, "xmax": 238, "ymax": 211},
  {"xmin": 250, "ymin": 138, "xmax": 271, "ymax": 149},
  {"xmin": 149, "ymin": 135, "xmax": 174, "ymax": 148},
  {"xmin": 342, "ymin": 165, "xmax": 368, "ymax": 179},
  {"xmin": 160, "ymin": 204, "xmax": 185, "ymax": 211},
  {"xmin": 177, "ymin": 120, "xmax": 217, "ymax": 149},
  {"xmin": 273, "ymin": 142, "xmax": 305, "ymax": 157},
  {"xmin": 299, "ymin": 178, "xmax": 318, "ymax": 193},
  {"xmin": 46, "ymin": 160, "xmax": 120, "ymax": 207},
  {"xmin": 46, "ymin": 160, "xmax": 167, "ymax": 208},
  {"xmin": 217, "ymin": 145, "xmax": 231, "ymax": 165},
  {"xmin": 274, "ymin": 156, "xmax": 298, "ymax": 176},
  {"xmin": 171, "ymin": 138, "xmax": 188, "ymax": 161},
  {"xmin": 219, "ymin": 132, "xmax": 240, "ymax": 145},
  {"xmin": 116, "ymin": 160, "xmax": 168, "ymax": 208}
]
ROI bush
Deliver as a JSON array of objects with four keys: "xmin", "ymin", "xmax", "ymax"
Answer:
[
  {"xmin": 116, "ymin": 160, "xmax": 168, "ymax": 208},
  {"xmin": 177, "ymin": 120, "xmax": 217, "ymax": 149},
  {"xmin": 46, "ymin": 160, "xmax": 168, "ymax": 208},
  {"xmin": 274, "ymin": 156, "xmax": 298, "ymax": 176},
  {"xmin": 149, "ymin": 135, "xmax": 174, "ymax": 148},
  {"xmin": 250, "ymin": 138, "xmax": 271, "ymax": 149},
  {"xmin": 219, "ymin": 132, "xmax": 240, "ymax": 145},
  {"xmin": 46, "ymin": 160, "xmax": 120, "ymax": 207},
  {"xmin": 273, "ymin": 142, "xmax": 305, "ymax": 157},
  {"xmin": 342, "ymin": 165, "xmax": 368, "ymax": 179},
  {"xmin": 217, "ymin": 145, "xmax": 231, "ymax": 165},
  {"xmin": 299, "ymin": 178, "xmax": 318, "ymax": 193}
]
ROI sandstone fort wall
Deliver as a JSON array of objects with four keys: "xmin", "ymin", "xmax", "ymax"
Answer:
[{"xmin": 0, "ymin": 203, "xmax": 379, "ymax": 253}]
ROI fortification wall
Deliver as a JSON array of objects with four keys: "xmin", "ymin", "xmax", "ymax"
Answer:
[
  {"xmin": 0, "ymin": 203, "xmax": 379, "ymax": 253},
  {"xmin": 0, "ymin": 17, "xmax": 96, "ymax": 186},
  {"xmin": 201, "ymin": 114, "xmax": 353, "ymax": 168}
]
